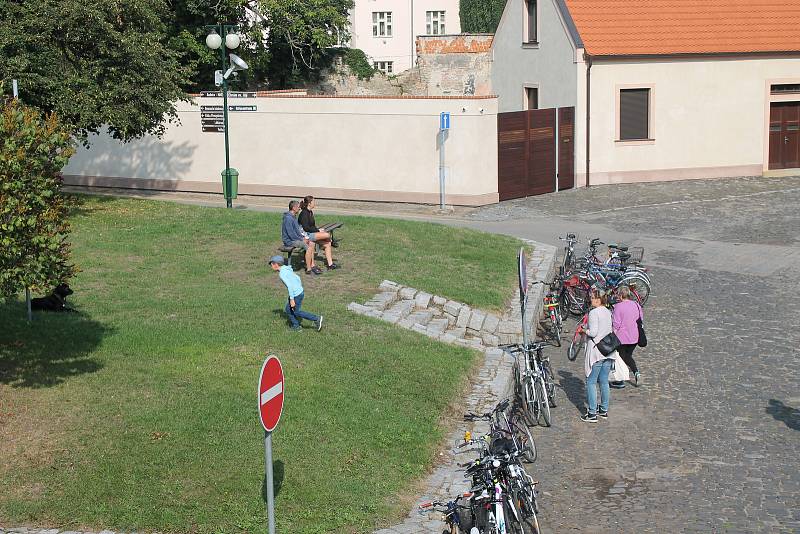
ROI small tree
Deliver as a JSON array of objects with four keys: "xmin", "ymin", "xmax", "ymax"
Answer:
[{"xmin": 0, "ymin": 99, "xmax": 77, "ymax": 308}]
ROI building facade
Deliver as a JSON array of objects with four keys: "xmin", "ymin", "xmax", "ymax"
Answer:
[
  {"xmin": 491, "ymin": 0, "xmax": 800, "ymax": 185},
  {"xmin": 348, "ymin": 0, "xmax": 462, "ymax": 73}
]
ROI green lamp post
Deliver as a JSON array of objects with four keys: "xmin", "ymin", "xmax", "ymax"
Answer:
[{"xmin": 205, "ymin": 25, "xmax": 248, "ymax": 208}]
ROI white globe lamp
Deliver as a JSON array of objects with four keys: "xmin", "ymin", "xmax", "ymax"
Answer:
[
  {"xmin": 225, "ymin": 33, "xmax": 241, "ymax": 49},
  {"xmin": 206, "ymin": 32, "xmax": 222, "ymax": 50}
]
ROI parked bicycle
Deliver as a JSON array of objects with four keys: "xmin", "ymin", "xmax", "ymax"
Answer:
[
  {"xmin": 502, "ymin": 342, "xmax": 556, "ymax": 427},
  {"xmin": 464, "ymin": 398, "xmax": 537, "ymax": 463}
]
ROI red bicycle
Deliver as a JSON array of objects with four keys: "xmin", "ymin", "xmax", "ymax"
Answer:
[{"xmin": 567, "ymin": 313, "xmax": 588, "ymax": 361}]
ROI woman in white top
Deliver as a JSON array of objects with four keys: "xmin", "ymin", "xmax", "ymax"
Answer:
[{"xmin": 579, "ymin": 289, "xmax": 618, "ymax": 423}]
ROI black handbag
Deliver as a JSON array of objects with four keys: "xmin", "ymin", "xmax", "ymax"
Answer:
[
  {"xmin": 637, "ymin": 318, "xmax": 648, "ymax": 347},
  {"xmin": 592, "ymin": 331, "xmax": 621, "ymax": 357}
]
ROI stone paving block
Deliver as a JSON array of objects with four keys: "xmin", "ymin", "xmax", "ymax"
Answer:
[
  {"xmin": 382, "ymin": 313, "xmax": 401, "ymax": 324},
  {"xmin": 387, "ymin": 300, "xmax": 415, "ymax": 318},
  {"xmin": 440, "ymin": 333, "xmax": 458, "ymax": 344},
  {"xmin": 445, "ymin": 327, "xmax": 466, "ymax": 338},
  {"xmin": 411, "ymin": 323, "xmax": 428, "ymax": 335},
  {"xmin": 379, "ymin": 280, "xmax": 400, "ymax": 291},
  {"xmin": 443, "ymin": 300, "xmax": 462, "ymax": 315},
  {"xmin": 347, "ymin": 302, "xmax": 371, "ymax": 314},
  {"xmin": 481, "ymin": 332, "xmax": 500, "ymax": 346},
  {"xmin": 468, "ymin": 310, "xmax": 486, "ymax": 331},
  {"xmin": 414, "ymin": 291, "xmax": 432, "ymax": 308},
  {"xmin": 456, "ymin": 306, "xmax": 471, "ymax": 328},
  {"xmin": 497, "ymin": 319, "xmax": 522, "ymax": 334},
  {"xmin": 427, "ymin": 318, "xmax": 449, "ymax": 335},
  {"xmin": 482, "ymin": 313, "xmax": 500, "ymax": 334},
  {"xmin": 407, "ymin": 310, "xmax": 434, "ymax": 325},
  {"xmin": 399, "ymin": 287, "xmax": 417, "ymax": 299},
  {"xmin": 432, "ymin": 295, "xmax": 447, "ymax": 306},
  {"xmin": 444, "ymin": 312, "xmax": 456, "ymax": 326}
]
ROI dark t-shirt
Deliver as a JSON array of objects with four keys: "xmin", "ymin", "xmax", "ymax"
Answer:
[{"xmin": 298, "ymin": 208, "xmax": 318, "ymax": 233}]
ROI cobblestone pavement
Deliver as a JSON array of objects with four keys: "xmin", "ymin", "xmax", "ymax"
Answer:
[{"xmin": 460, "ymin": 176, "xmax": 800, "ymax": 533}]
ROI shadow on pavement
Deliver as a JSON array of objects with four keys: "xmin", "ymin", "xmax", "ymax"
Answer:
[
  {"xmin": 558, "ymin": 369, "xmax": 586, "ymax": 414},
  {"xmin": 766, "ymin": 399, "xmax": 800, "ymax": 431}
]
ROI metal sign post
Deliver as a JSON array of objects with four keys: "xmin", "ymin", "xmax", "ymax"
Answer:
[
  {"xmin": 259, "ymin": 355, "xmax": 284, "ymax": 534},
  {"xmin": 439, "ymin": 112, "xmax": 451, "ymax": 210},
  {"xmin": 518, "ymin": 248, "xmax": 529, "ymax": 346},
  {"xmin": 264, "ymin": 431, "xmax": 275, "ymax": 534}
]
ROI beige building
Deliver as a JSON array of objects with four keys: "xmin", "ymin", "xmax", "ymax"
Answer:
[
  {"xmin": 348, "ymin": 0, "xmax": 461, "ymax": 73},
  {"xmin": 491, "ymin": 0, "xmax": 800, "ymax": 186}
]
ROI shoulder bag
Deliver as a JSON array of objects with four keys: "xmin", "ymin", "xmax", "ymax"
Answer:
[{"xmin": 591, "ymin": 331, "xmax": 621, "ymax": 357}]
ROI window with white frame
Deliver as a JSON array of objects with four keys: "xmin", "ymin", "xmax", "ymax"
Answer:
[
  {"xmin": 524, "ymin": 0, "xmax": 537, "ymax": 43},
  {"xmin": 372, "ymin": 12, "xmax": 392, "ymax": 37},
  {"xmin": 426, "ymin": 11, "xmax": 446, "ymax": 35},
  {"xmin": 374, "ymin": 61, "xmax": 394, "ymax": 74}
]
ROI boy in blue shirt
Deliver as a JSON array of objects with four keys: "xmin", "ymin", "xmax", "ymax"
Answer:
[{"xmin": 269, "ymin": 256, "xmax": 323, "ymax": 331}]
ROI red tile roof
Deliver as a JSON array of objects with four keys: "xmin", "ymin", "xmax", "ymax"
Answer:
[{"xmin": 564, "ymin": 0, "xmax": 800, "ymax": 56}]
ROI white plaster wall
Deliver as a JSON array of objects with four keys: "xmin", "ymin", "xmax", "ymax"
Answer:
[
  {"xmin": 64, "ymin": 96, "xmax": 498, "ymax": 204},
  {"xmin": 349, "ymin": 0, "xmax": 461, "ymax": 72},
  {"xmin": 577, "ymin": 56, "xmax": 800, "ymax": 184}
]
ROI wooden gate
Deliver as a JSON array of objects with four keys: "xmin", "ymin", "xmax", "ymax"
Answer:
[{"xmin": 498, "ymin": 107, "xmax": 574, "ymax": 201}]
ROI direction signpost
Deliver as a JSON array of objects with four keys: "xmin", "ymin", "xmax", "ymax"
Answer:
[
  {"xmin": 438, "ymin": 112, "xmax": 451, "ymax": 210},
  {"xmin": 259, "ymin": 355, "xmax": 284, "ymax": 534}
]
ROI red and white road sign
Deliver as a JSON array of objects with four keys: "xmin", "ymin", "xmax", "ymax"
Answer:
[{"xmin": 258, "ymin": 355, "xmax": 284, "ymax": 433}]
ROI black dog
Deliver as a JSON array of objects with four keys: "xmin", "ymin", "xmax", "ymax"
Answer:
[{"xmin": 30, "ymin": 283, "xmax": 75, "ymax": 312}]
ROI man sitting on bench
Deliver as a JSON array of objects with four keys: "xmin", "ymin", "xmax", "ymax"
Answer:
[
  {"xmin": 282, "ymin": 200, "xmax": 338, "ymax": 275},
  {"xmin": 298, "ymin": 195, "xmax": 342, "ymax": 248}
]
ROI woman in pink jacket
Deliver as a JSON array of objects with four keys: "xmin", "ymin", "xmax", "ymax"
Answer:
[{"xmin": 612, "ymin": 285, "xmax": 643, "ymax": 387}]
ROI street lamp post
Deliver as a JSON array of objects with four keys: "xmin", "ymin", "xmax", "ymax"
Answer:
[{"xmin": 205, "ymin": 25, "xmax": 245, "ymax": 208}]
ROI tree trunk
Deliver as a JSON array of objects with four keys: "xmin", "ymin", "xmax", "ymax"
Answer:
[{"xmin": 25, "ymin": 287, "xmax": 32, "ymax": 321}]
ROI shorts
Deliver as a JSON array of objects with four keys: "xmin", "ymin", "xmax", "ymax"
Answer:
[
  {"xmin": 288, "ymin": 239, "xmax": 308, "ymax": 250},
  {"xmin": 306, "ymin": 233, "xmax": 318, "ymax": 242}
]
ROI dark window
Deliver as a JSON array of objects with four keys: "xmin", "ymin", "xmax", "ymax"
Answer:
[
  {"xmin": 619, "ymin": 88, "xmax": 650, "ymax": 140},
  {"xmin": 526, "ymin": 87, "xmax": 539, "ymax": 110},
  {"xmin": 771, "ymin": 83, "xmax": 800, "ymax": 94},
  {"xmin": 525, "ymin": 0, "xmax": 537, "ymax": 43}
]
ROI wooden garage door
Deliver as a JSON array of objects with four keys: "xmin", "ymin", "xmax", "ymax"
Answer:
[
  {"xmin": 498, "ymin": 107, "xmax": 574, "ymax": 201},
  {"xmin": 769, "ymin": 102, "xmax": 800, "ymax": 170}
]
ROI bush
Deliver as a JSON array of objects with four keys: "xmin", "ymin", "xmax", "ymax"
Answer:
[
  {"xmin": 460, "ymin": 0, "xmax": 506, "ymax": 33},
  {"xmin": 343, "ymin": 48, "xmax": 376, "ymax": 80},
  {"xmin": 0, "ymin": 98, "xmax": 77, "ymax": 299}
]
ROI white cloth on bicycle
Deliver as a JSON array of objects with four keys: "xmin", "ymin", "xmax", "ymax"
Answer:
[
  {"xmin": 584, "ymin": 305, "xmax": 618, "ymax": 377},
  {"xmin": 608, "ymin": 353, "xmax": 630, "ymax": 382}
]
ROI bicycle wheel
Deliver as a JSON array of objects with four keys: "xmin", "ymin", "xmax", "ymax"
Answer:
[
  {"xmin": 504, "ymin": 499, "xmax": 525, "ymax": 534},
  {"xmin": 567, "ymin": 331, "xmax": 585, "ymax": 361},
  {"xmin": 624, "ymin": 276, "xmax": 651, "ymax": 306},
  {"xmin": 542, "ymin": 360, "xmax": 557, "ymax": 408},
  {"xmin": 549, "ymin": 310, "xmax": 562, "ymax": 347},
  {"xmin": 524, "ymin": 376, "xmax": 538, "ymax": 427},
  {"xmin": 511, "ymin": 410, "xmax": 537, "ymax": 463},
  {"xmin": 535, "ymin": 377, "xmax": 551, "ymax": 427}
]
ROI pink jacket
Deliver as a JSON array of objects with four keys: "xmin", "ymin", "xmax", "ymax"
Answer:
[{"xmin": 612, "ymin": 299, "xmax": 642, "ymax": 345}]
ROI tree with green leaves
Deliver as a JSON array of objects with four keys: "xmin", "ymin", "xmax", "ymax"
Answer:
[
  {"xmin": 0, "ymin": 0, "xmax": 192, "ymax": 141},
  {"xmin": 0, "ymin": 99, "xmax": 77, "ymax": 307},
  {"xmin": 460, "ymin": 0, "xmax": 506, "ymax": 33}
]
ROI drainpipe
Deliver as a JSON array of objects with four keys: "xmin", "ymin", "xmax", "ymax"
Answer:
[
  {"xmin": 411, "ymin": 0, "xmax": 415, "ymax": 68},
  {"xmin": 585, "ymin": 53, "xmax": 592, "ymax": 187}
]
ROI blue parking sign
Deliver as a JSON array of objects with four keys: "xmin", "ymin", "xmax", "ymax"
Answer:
[{"xmin": 440, "ymin": 112, "xmax": 450, "ymax": 131}]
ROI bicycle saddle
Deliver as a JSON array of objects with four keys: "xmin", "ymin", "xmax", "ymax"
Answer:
[{"xmin": 608, "ymin": 243, "xmax": 629, "ymax": 251}]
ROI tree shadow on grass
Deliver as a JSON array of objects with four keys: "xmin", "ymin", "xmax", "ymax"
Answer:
[
  {"xmin": 766, "ymin": 399, "xmax": 800, "ymax": 431},
  {"xmin": 558, "ymin": 369, "xmax": 586, "ymax": 414},
  {"xmin": 261, "ymin": 459, "xmax": 285, "ymax": 501},
  {"xmin": 0, "ymin": 300, "xmax": 110, "ymax": 388}
]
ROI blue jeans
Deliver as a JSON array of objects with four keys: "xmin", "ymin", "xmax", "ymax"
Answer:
[
  {"xmin": 285, "ymin": 292, "xmax": 319, "ymax": 328},
  {"xmin": 586, "ymin": 359, "xmax": 613, "ymax": 415}
]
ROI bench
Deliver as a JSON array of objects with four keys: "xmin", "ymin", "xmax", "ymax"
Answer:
[{"xmin": 278, "ymin": 245, "xmax": 304, "ymax": 269}]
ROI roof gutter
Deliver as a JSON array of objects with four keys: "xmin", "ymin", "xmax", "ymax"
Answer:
[{"xmin": 585, "ymin": 53, "xmax": 592, "ymax": 188}]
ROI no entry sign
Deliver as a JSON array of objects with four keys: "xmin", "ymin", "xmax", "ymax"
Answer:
[{"xmin": 258, "ymin": 355, "xmax": 284, "ymax": 432}]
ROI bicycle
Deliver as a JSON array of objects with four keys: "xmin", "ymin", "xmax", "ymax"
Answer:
[
  {"xmin": 502, "ymin": 342, "xmax": 554, "ymax": 427},
  {"xmin": 559, "ymin": 233, "xmax": 578, "ymax": 272},
  {"xmin": 419, "ymin": 493, "xmax": 475, "ymax": 534},
  {"xmin": 567, "ymin": 313, "xmax": 588, "ymax": 362},
  {"xmin": 542, "ymin": 279, "xmax": 563, "ymax": 346},
  {"xmin": 464, "ymin": 399, "xmax": 536, "ymax": 464}
]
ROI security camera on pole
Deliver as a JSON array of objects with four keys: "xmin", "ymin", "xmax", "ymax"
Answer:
[{"xmin": 204, "ymin": 25, "xmax": 249, "ymax": 209}]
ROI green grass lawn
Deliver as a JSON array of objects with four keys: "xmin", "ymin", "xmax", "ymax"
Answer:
[{"xmin": 0, "ymin": 196, "xmax": 523, "ymax": 533}]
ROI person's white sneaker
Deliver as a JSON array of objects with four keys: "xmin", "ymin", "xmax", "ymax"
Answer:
[{"xmin": 316, "ymin": 316, "xmax": 324, "ymax": 332}]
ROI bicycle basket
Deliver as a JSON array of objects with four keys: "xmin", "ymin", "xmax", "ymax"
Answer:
[
  {"xmin": 489, "ymin": 437, "xmax": 516, "ymax": 456},
  {"xmin": 629, "ymin": 247, "xmax": 644, "ymax": 264}
]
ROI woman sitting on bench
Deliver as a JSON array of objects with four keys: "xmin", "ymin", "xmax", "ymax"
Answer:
[{"xmin": 298, "ymin": 196, "xmax": 341, "ymax": 248}]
